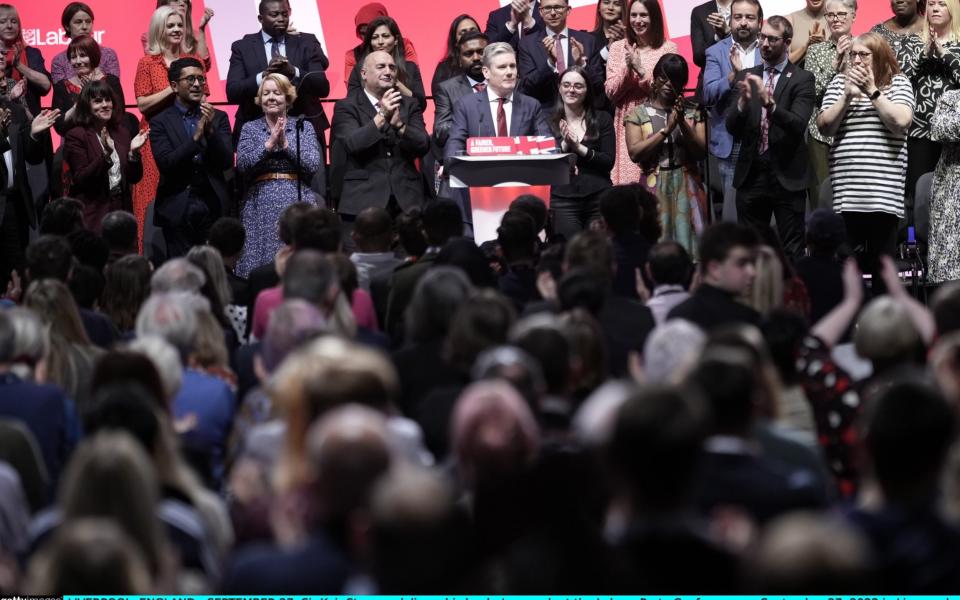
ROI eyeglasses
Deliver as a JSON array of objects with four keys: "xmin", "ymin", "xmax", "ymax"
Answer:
[
  {"xmin": 758, "ymin": 33, "xmax": 783, "ymax": 42},
  {"xmin": 560, "ymin": 82, "xmax": 586, "ymax": 90},
  {"xmin": 540, "ymin": 5, "xmax": 569, "ymax": 13},
  {"xmin": 178, "ymin": 75, "xmax": 206, "ymax": 84},
  {"xmin": 848, "ymin": 50, "xmax": 872, "ymax": 60},
  {"xmin": 824, "ymin": 11, "xmax": 850, "ymax": 20}
]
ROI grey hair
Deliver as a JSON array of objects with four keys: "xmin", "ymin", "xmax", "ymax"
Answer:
[
  {"xmin": 1, "ymin": 308, "xmax": 49, "ymax": 379},
  {"xmin": 482, "ymin": 41, "xmax": 515, "ymax": 68},
  {"xmin": 261, "ymin": 299, "xmax": 330, "ymax": 373},
  {"xmin": 150, "ymin": 258, "xmax": 206, "ymax": 295},
  {"xmin": 134, "ymin": 292, "xmax": 201, "ymax": 361},
  {"xmin": 825, "ymin": 0, "xmax": 857, "ymax": 12},
  {"xmin": 127, "ymin": 335, "xmax": 184, "ymax": 401},
  {"xmin": 187, "ymin": 246, "xmax": 233, "ymax": 309},
  {"xmin": 643, "ymin": 319, "xmax": 706, "ymax": 384},
  {"xmin": 404, "ymin": 266, "xmax": 475, "ymax": 343}
]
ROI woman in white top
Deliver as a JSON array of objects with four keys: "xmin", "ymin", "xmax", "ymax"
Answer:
[{"xmin": 817, "ymin": 32, "xmax": 914, "ymax": 281}]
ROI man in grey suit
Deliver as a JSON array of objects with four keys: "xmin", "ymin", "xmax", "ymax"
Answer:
[
  {"xmin": 331, "ymin": 51, "xmax": 430, "ymax": 222},
  {"xmin": 445, "ymin": 42, "xmax": 552, "ymax": 161},
  {"xmin": 433, "ymin": 32, "xmax": 489, "ymax": 153}
]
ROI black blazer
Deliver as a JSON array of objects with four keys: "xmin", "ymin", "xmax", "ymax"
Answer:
[
  {"xmin": 725, "ymin": 62, "xmax": 815, "ymax": 193},
  {"xmin": 0, "ymin": 102, "xmax": 46, "ymax": 229},
  {"xmin": 347, "ymin": 60, "xmax": 427, "ymax": 112},
  {"xmin": 690, "ymin": 0, "xmax": 727, "ymax": 69},
  {"xmin": 517, "ymin": 28, "xmax": 602, "ymax": 112},
  {"xmin": 149, "ymin": 103, "xmax": 234, "ymax": 228},
  {"xmin": 550, "ymin": 109, "xmax": 614, "ymax": 198},
  {"xmin": 330, "ymin": 88, "xmax": 429, "ymax": 216},
  {"xmin": 432, "ymin": 74, "xmax": 475, "ymax": 150},
  {"xmin": 51, "ymin": 75, "xmax": 125, "ymax": 135},
  {"xmin": 484, "ymin": 1, "xmax": 544, "ymax": 49},
  {"xmin": 225, "ymin": 32, "xmax": 330, "ymax": 139}
]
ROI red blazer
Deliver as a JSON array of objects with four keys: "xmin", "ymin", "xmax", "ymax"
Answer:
[{"xmin": 63, "ymin": 124, "xmax": 143, "ymax": 231}]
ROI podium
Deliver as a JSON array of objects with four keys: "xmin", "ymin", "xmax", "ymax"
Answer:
[{"xmin": 447, "ymin": 153, "xmax": 576, "ymax": 243}]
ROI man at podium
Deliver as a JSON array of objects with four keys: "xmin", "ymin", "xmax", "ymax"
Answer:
[{"xmin": 445, "ymin": 42, "xmax": 551, "ymax": 161}]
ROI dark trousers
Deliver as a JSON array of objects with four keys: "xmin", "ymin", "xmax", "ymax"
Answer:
[
  {"xmin": 906, "ymin": 137, "xmax": 942, "ymax": 222},
  {"xmin": 842, "ymin": 211, "xmax": 899, "ymax": 295},
  {"xmin": 736, "ymin": 159, "xmax": 807, "ymax": 261},
  {"xmin": 0, "ymin": 194, "xmax": 26, "ymax": 291},
  {"xmin": 550, "ymin": 193, "xmax": 601, "ymax": 241},
  {"xmin": 163, "ymin": 191, "xmax": 220, "ymax": 259}
]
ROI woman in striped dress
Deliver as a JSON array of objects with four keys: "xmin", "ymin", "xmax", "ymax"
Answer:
[{"xmin": 816, "ymin": 32, "xmax": 914, "ymax": 280}]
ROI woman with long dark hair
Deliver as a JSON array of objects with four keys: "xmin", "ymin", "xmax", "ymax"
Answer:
[
  {"xmin": 64, "ymin": 80, "xmax": 148, "ymax": 232},
  {"xmin": 624, "ymin": 53, "xmax": 707, "ymax": 256},
  {"xmin": 432, "ymin": 14, "xmax": 481, "ymax": 93},
  {"xmin": 549, "ymin": 66, "xmax": 615, "ymax": 238},
  {"xmin": 346, "ymin": 15, "xmax": 426, "ymax": 109}
]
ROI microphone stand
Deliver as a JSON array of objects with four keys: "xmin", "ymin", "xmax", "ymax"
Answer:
[{"xmin": 295, "ymin": 71, "xmax": 329, "ymax": 205}]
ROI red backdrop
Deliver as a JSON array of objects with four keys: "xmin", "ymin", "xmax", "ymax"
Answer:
[{"xmin": 18, "ymin": 0, "xmax": 892, "ymax": 115}]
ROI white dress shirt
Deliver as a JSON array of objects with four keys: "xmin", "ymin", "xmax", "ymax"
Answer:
[{"xmin": 734, "ymin": 38, "xmax": 759, "ymax": 70}]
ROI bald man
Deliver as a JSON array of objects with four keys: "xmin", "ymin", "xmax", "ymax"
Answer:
[{"xmin": 330, "ymin": 50, "xmax": 429, "ymax": 224}]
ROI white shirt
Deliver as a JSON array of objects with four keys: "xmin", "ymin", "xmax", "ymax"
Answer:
[
  {"xmin": 486, "ymin": 87, "xmax": 514, "ymax": 136},
  {"xmin": 545, "ymin": 26, "xmax": 570, "ymax": 72},
  {"xmin": 96, "ymin": 133, "xmax": 122, "ymax": 192},
  {"xmin": 256, "ymin": 30, "xmax": 300, "ymax": 85},
  {"xmin": 363, "ymin": 88, "xmax": 381, "ymax": 112},
  {"xmin": 733, "ymin": 38, "xmax": 759, "ymax": 70}
]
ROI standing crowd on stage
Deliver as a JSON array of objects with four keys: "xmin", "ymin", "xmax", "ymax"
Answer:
[{"xmin": 4, "ymin": 0, "xmax": 960, "ymax": 593}]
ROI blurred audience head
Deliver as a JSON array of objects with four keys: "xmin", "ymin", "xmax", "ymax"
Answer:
[
  {"xmin": 643, "ymin": 319, "xmax": 706, "ymax": 384},
  {"xmin": 404, "ymin": 266, "xmax": 474, "ymax": 343}
]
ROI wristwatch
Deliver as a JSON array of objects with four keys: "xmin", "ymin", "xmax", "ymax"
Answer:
[{"xmin": 868, "ymin": 89, "xmax": 882, "ymax": 101}]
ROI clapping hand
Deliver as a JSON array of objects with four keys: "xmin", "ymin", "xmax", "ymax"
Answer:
[
  {"xmin": 558, "ymin": 118, "xmax": 578, "ymax": 145},
  {"xmin": 30, "ymin": 108, "xmax": 59, "ymax": 137},
  {"xmin": 99, "ymin": 126, "xmax": 114, "ymax": 152},
  {"xmin": 571, "ymin": 38, "xmax": 586, "ymax": 65},
  {"xmin": 266, "ymin": 57, "xmax": 295, "ymax": 79},
  {"xmin": 542, "ymin": 35, "xmax": 558, "ymax": 62},
  {"xmin": 728, "ymin": 44, "xmax": 743, "ymax": 73},
  {"xmin": 268, "ymin": 115, "xmax": 287, "ymax": 149},
  {"xmin": 629, "ymin": 47, "xmax": 646, "ymax": 78},
  {"xmin": 130, "ymin": 127, "xmax": 149, "ymax": 153},
  {"xmin": 3, "ymin": 269, "xmax": 20, "ymax": 303},
  {"xmin": 9, "ymin": 79, "xmax": 25, "ymax": 101},
  {"xmin": 847, "ymin": 63, "xmax": 875, "ymax": 95},
  {"xmin": 605, "ymin": 23, "xmax": 625, "ymax": 43},
  {"xmin": 510, "ymin": 0, "xmax": 533, "ymax": 26},
  {"xmin": 286, "ymin": 21, "xmax": 300, "ymax": 35},
  {"xmin": 379, "ymin": 88, "xmax": 402, "ymax": 120},
  {"xmin": 745, "ymin": 73, "xmax": 771, "ymax": 104},
  {"xmin": 706, "ymin": 11, "xmax": 730, "ymax": 37},
  {"xmin": 834, "ymin": 35, "xmax": 852, "ymax": 70},
  {"xmin": 929, "ymin": 24, "xmax": 943, "ymax": 55},
  {"xmin": 808, "ymin": 21, "xmax": 826, "ymax": 46},
  {"xmin": 197, "ymin": 102, "xmax": 215, "ymax": 137}
]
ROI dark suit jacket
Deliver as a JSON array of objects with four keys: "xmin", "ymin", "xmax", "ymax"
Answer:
[
  {"xmin": 485, "ymin": 1, "xmax": 545, "ymax": 49},
  {"xmin": 517, "ymin": 28, "xmax": 601, "ymax": 111},
  {"xmin": 668, "ymin": 283, "xmax": 760, "ymax": 330},
  {"xmin": 0, "ymin": 102, "xmax": 46, "ymax": 230},
  {"xmin": 221, "ymin": 532, "xmax": 350, "ymax": 594},
  {"xmin": 149, "ymin": 103, "xmax": 234, "ymax": 228},
  {"xmin": 725, "ymin": 62, "xmax": 815, "ymax": 192},
  {"xmin": 0, "ymin": 375, "xmax": 70, "ymax": 490},
  {"xmin": 549, "ymin": 109, "xmax": 614, "ymax": 198},
  {"xmin": 444, "ymin": 90, "xmax": 552, "ymax": 160},
  {"xmin": 691, "ymin": 0, "xmax": 728, "ymax": 68},
  {"xmin": 330, "ymin": 88, "xmax": 429, "ymax": 216},
  {"xmin": 63, "ymin": 124, "xmax": 143, "ymax": 231},
  {"xmin": 225, "ymin": 32, "xmax": 330, "ymax": 140},
  {"xmin": 433, "ymin": 74, "xmax": 476, "ymax": 150}
]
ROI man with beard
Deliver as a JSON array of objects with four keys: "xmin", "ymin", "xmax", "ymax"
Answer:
[
  {"xmin": 432, "ymin": 31, "xmax": 488, "ymax": 216},
  {"xmin": 330, "ymin": 51, "xmax": 429, "ymax": 224},
  {"xmin": 703, "ymin": 0, "xmax": 763, "ymax": 221},
  {"xmin": 725, "ymin": 16, "xmax": 815, "ymax": 260}
]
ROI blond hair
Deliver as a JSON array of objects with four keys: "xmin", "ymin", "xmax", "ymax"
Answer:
[
  {"xmin": 922, "ymin": 0, "xmax": 960, "ymax": 43},
  {"xmin": 146, "ymin": 6, "xmax": 190, "ymax": 55},
  {"xmin": 750, "ymin": 245, "xmax": 784, "ymax": 316},
  {"xmin": 255, "ymin": 73, "xmax": 297, "ymax": 109}
]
